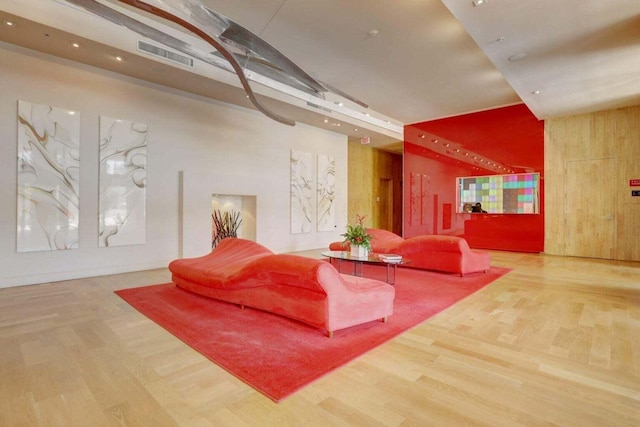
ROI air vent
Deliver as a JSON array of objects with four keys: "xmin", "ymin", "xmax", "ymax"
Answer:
[
  {"xmin": 306, "ymin": 102, "xmax": 331, "ymax": 113},
  {"xmin": 137, "ymin": 40, "xmax": 194, "ymax": 67}
]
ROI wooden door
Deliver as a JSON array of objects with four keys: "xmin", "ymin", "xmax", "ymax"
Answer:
[
  {"xmin": 377, "ymin": 178, "xmax": 393, "ymax": 231},
  {"xmin": 564, "ymin": 158, "xmax": 616, "ymax": 259}
]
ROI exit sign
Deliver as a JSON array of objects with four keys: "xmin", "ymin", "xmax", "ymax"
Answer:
[{"xmin": 630, "ymin": 179, "xmax": 640, "ymax": 186}]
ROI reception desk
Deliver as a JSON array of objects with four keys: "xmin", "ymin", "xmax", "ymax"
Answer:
[{"xmin": 463, "ymin": 214, "xmax": 544, "ymax": 253}]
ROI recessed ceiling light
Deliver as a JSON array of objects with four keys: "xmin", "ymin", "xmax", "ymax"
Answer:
[
  {"xmin": 323, "ymin": 118, "xmax": 329, "ymax": 123},
  {"xmin": 509, "ymin": 52, "xmax": 528, "ymax": 62},
  {"xmin": 72, "ymin": 42, "xmax": 80, "ymax": 48},
  {"xmin": 5, "ymin": 21, "xmax": 14, "ymax": 26},
  {"xmin": 472, "ymin": 0, "xmax": 486, "ymax": 6},
  {"xmin": 532, "ymin": 90, "xmax": 541, "ymax": 95},
  {"xmin": 115, "ymin": 56, "xmax": 123, "ymax": 61}
]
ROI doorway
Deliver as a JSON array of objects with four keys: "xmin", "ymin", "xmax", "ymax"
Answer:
[
  {"xmin": 564, "ymin": 158, "xmax": 616, "ymax": 259},
  {"xmin": 377, "ymin": 178, "xmax": 393, "ymax": 232}
]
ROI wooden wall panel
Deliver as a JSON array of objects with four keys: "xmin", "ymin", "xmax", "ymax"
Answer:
[
  {"xmin": 347, "ymin": 141, "xmax": 403, "ymax": 235},
  {"xmin": 545, "ymin": 105, "xmax": 640, "ymax": 261}
]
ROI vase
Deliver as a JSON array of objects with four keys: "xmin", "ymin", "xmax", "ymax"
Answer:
[{"xmin": 350, "ymin": 245, "xmax": 369, "ymax": 259}]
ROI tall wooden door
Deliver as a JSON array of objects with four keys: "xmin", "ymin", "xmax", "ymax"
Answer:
[
  {"xmin": 377, "ymin": 178, "xmax": 393, "ymax": 231},
  {"xmin": 564, "ymin": 158, "xmax": 616, "ymax": 259}
]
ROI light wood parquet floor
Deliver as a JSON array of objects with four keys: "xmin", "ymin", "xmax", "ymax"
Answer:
[{"xmin": 0, "ymin": 251, "xmax": 638, "ymax": 426}]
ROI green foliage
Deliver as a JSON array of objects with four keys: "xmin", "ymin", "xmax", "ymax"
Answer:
[{"xmin": 341, "ymin": 214, "xmax": 371, "ymax": 250}]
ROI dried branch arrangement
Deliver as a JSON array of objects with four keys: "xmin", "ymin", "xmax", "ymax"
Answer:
[{"xmin": 211, "ymin": 210, "xmax": 243, "ymax": 248}]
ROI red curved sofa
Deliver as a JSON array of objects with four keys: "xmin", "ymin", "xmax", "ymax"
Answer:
[
  {"xmin": 330, "ymin": 229, "xmax": 490, "ymax": 276},
  {"xmin": 168, "ymin": 238, "xmax": 395, "ymax": 336}
]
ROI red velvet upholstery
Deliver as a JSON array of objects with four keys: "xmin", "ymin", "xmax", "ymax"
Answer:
[
  {"xmin": 330, "ymin": 229, "xmax": 490, "ymax": 276},
  {"xmin": 169, "ymin": 238, "xmax": 395, "ymax": 336}
]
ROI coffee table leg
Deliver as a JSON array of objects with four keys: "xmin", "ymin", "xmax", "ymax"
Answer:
[{"xmin": 386, "ymin": 263, "xmax": 398, "ymax": 285}]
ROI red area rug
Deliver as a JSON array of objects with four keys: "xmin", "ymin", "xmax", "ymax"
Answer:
[{"xmin": 115, "ymin": 265, "xmax": 509, "ymax": 401}]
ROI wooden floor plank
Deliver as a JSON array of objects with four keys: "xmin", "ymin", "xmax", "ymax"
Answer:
[{"xmin": 0, "ymin": 250, "xmax": 638, "ymax": 426}]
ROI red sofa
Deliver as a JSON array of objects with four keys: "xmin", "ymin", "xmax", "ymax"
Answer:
[
  {"xmin": 330, "ymin": 229, "xmax": 490, "ymax": 276},
  {"xmin": 169, "ymin": 238, "xmax": 395, "ymax": 337}
]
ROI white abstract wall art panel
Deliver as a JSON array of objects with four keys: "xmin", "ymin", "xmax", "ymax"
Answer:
[
  {"xmin": 290, "ymin": 150, "xmax": 313, "ymax": 233},
  {"xmin": 98, "ymin": 116, "xmax": 148, "ymax": 247},
  {"xmin": 17, "ymin": 101, "xmax": 80, "ymax": 252},
  {"xmin": 317, "ymin": 154, "xmax": 336, "ymax": 231}
]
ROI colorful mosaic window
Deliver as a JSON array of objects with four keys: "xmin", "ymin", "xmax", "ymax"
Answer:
[{"xmin": 457, "ymin": 173, "xmax": 540, "ymax": 214}]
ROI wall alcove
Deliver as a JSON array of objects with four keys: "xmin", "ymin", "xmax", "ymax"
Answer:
[{"xmin": 211, "ymin": 194, "xmax": 257, "ymax": 246}]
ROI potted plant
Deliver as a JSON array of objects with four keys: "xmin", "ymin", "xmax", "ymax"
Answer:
[{"xmin": 341, "ymin": 214, "xmax": 372, "ymax": 258}]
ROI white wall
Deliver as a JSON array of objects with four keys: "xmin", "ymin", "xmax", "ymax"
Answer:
[{"xmin": 0, "ymin": 43, "xmax": 348, "ymax": 287}]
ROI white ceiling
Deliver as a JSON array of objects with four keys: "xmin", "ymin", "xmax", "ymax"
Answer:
[{"xmin": 1, "ymin": 0, "xmax": 639, "ymax": 153}]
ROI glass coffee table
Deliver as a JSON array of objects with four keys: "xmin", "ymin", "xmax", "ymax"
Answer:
[{"xmin": 321, "ymin": 251, "xmax": 408, "ymax": 285}]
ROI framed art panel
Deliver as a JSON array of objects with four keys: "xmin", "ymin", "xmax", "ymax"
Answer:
[
  {"xmin": 17, "ymin": 101, "xmax": 80, "ymax": 252},
  {"xmin": 317, "ymin": 154, "xmax": 335, "ymax": 231},
  {"xmin": 290, "ymin": 150, "xmax": 313, "ymax": 233},
  {"xmin": 98, "ymin": 116, "xmax": 148, "ymax": 247}
]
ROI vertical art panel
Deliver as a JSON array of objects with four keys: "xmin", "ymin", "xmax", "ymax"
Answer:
[
  {"xmin": 290, "ymin": 150, "xmax": 313, "ymax": 233},
  {"xmin": 410, "ymin": 172, "xmax": 420, "ymax": 226},
  {"xmin": 17, "ymin": 101, "xmax": 80, "ymax": 252},
  {"xmin": 99, "ymin": 116, "xmax": 147, "ymax": 247},
  {"xmin": 422, "ymin": 174, "xmax": 430, "ymax": 225},
  {"xmin": 317, "ymin": 154, "xmax": 336, "ymax": 231}
]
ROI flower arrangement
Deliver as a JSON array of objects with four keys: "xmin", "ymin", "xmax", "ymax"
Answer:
[{"xmin": 341, "ymin": 214, "xmax": 372, "ymax": 250}]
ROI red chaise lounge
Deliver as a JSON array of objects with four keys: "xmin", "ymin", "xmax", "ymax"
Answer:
[
  {"xmin": 169, "ymin": 238, "xmax": 395, "ymax": 337},
  {"xmin": 330, "ymin": 229, "xmax": 490, "ymax": 276}
]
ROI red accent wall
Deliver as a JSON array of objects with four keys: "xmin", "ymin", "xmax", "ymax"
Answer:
[{"xmin": 404, "ymin": 104, "xmax": 544, "ymax": 252}]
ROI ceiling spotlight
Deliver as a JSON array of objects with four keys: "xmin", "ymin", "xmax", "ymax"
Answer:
[
  {"xmin": 5, "ymin": 20, "xmax": 14, "ymax": 26},
  {"xmin": 323, "ymin": 118, "xmax": 329, "ymax": 123},
  {"xmin": 472, "ymin": 0, "xmax": 486, "ymax": 6},
  {"xmin": 72, "ymin": 42, "xmax": 80, "ymax": 48},
  {"xmin": 115, "ymin": 56, "xmax": 123, "ymax": 61},
  {"xmin": 532, "ymin": 89, "xmax": 541, "ymax": 95},
  {"xmin": 509, "ymin": 52, "xmax": 528, "ymax": 62}
]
